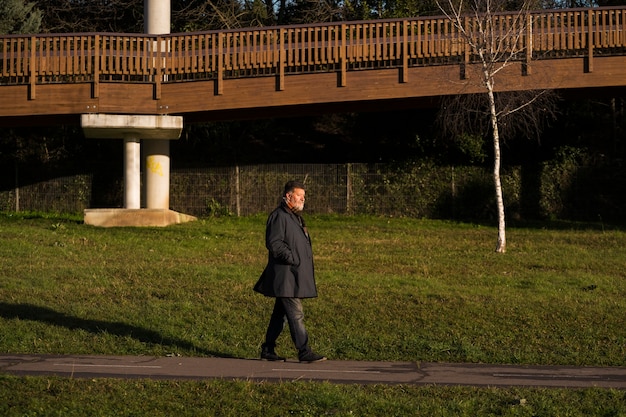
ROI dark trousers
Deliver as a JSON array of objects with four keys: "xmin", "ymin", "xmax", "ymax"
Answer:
[{"xmin": 264, "ymin": 297, "xmax": 310, "ymax": 354}]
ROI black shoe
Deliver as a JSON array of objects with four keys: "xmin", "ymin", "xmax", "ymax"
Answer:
[
  {"xmin": 261, "ymin": 346, "xmax": 286, "ymax": 362},
  {"xmin": 299, "ymin": 351, "xmax": 327, "ymax": 363}
]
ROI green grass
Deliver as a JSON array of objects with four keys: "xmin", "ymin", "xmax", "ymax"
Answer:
[
  {"xmin": 1, "ymin": 212, "xmax": 625, "ymax": 416},
  {"xmin": 0, "ymin": 377, "xmax": 625, "ymax": 417}
]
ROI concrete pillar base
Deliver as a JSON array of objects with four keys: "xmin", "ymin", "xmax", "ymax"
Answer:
[{"xmin": 84, "ymin": 209, "xmax": 197, "ymax": 227}]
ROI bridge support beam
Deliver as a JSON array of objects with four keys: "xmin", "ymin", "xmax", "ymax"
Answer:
[{"xmin": 81, "ymin": 114, "xmax": 196, "ymax": 227}]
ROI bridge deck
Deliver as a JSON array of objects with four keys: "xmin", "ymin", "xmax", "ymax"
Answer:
[{"xmin": 0, "ymin": 7, "xmax": 625, "ymax": 124}]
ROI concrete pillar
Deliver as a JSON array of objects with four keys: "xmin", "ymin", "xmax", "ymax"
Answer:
[
  {"xmin": 144, "ymin": 0, "xmax": 171, "ymax": 34},
  {"xmin": 144, "ymin": 0, "xmax": 171, "ymax": 210},
  {"xmin": 144, "ymin": 140, "xmax": 170, "ymax": 209},
  {"xmin": 124, "ymin": 137, "xmax": 141, "ymax": 209}
]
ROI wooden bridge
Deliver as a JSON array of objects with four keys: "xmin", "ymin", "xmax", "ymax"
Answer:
[{"xmin": 1, "ymin": 6, "xmax": 625, "ymax": 126}]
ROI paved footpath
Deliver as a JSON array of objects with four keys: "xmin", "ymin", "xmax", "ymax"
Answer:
[{"xmin": 1, "ymin": 354, "xmax": 625, "ymax": 388}]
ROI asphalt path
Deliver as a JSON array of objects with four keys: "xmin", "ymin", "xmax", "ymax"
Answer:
[{"xmin": 1, "ymin": 354, "xmax": 625, "ymax": 388}]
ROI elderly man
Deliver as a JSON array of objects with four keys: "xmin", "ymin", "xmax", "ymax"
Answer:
[{"xmin": 253, "ymin": 180, "xmax": 327, "ymax": 363}]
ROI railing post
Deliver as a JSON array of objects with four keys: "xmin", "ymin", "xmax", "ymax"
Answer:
[
  {"xmin": 463, "ymin": 17, "xmax": 469, "ymax": 80},
  {"xmin": 217, "ymin": 32, "xmax": 224, "ymax": 95},
  {"xmin": 401, "ymin": 20, "xmax": 408, "ymax": 83},
  {"xmin": 278, "ymin": 28, "xmax": 285, "ymax": 91},
  {"xmin": 587, "ymin": 9, "xmax": 594, "ymax": 72},
  {"xmin": 29, "ymin": 36, "xmax": 36, "ymax": 100},
  {"xmin": 155, "ymin": 36, "xmax": 162, "ymax": 100},
  {"xmin": 93, "ymin": 35, "xmax": 100, "ymax": 98},
  {"xmin": 340, "ymin": 24, "xmax": 346, "ymax": 87},
  {"xmin": 525, "ymin": 13, "xmax": 532, "ymax": 75}
]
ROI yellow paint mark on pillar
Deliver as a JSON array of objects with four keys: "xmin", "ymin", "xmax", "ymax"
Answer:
[{"xmin": 147, "ymin": 156, "xmax": 164, "ymax": 176}]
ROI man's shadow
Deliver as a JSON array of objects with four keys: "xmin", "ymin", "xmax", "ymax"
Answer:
[{"xmin": 0, "ymin": 302, "xmax": 234, "ymax": 358}]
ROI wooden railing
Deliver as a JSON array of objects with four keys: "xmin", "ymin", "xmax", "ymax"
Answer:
[{"xmin": 1, "ymin": 6, "xmax": 624, "ymax": 98}]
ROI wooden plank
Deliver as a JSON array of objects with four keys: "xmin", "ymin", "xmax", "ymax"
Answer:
[
  {"xmin": 372, "ymin": 23, "xmax": 379, "ymax": 61},
  {"xmin": 93, "ymin": 35, "xmax": 100, "ymax": 98},
  {"xmin": 155, "ymin": 36, "xmax": 162, "ymax": 99},
  {"xmin": 210, "ymin": 33, "xmax": 216, "ymax": 73},
  {"xmin": 114, "ymin": 37, "xmax": 121, "ymax": 75},
  {"xmin": 217, "ymin": 32, "xmax": 224, "ymax": 95},
  {"xmin": 177, "ymin": 56, "xmax": 624, "ymax": 113},
  {"xmin": 169, "ymin": 36, "xmax": 178, "ymax": 75},
  {"xmin": 271, "ymin": 29, "xmax": 277, "ymax": 68},
  {"xmin": 464, "ymin": 17, "xmax": 470, "ymax": 78},
  {"xmin": 295, "ymin": 28, "xmax": 301, "ymax": 66},
  {"xmin": 0, "ymin": 83, "xmax": 96, "ymax": 116},
  {"xmin": 188, "ymin": 35, "xmax": 194, "ymax": 73},
  {"xmin": 97, "ymin": 83, "xmax": 156, "ymax": 114},
  {"xmin": 340, "ymin": 24, "xmax": 346, "ymax": 87},
  {"xmin": 1, "ymin": 53, "xmax": 626, "ymax": 119},
  {"xmin": 573, "ymin": 11, "xmax": 580, "ymax": 50},
  {"xmin": 278, "ymin": 29, "xmax": 285, "ymax": 91},
  {"xmin": 143, "ymin": 37, "xmax": 150, "ymax": 76},
  {"xmin": 1, "ymin": 39, "xmax": 6, "ymax": 77},
  {"xmin": 118, "ymin": 36, "xmax": 127, "ymax": 74},
  {"xmin": 252, "ymin": 31, "xmax": 259, "ymax": 69},
  {"xmin": 526, "ymin": 14, "xmax": 532, "ymax": 75},
  {"xmin": 618, "ymin": 9, "xmax": 626, "ymax": 47},
  {"xmin": 202, "ymin": 34, "xmax": 210, "ymax": 73},
  {"xmin": 29, "ymin": 36, "xmax": 36, "ymax": 99},
  {"xmin": 425, "ymin": 20, "xmax": 433, "ymax": 58},
  {"xmin": 245, "ymin": 31, "xmax": 251, "ymax": 69},
  {"xmin": 402, "ymin": 21, "xmax": 408, "ymax": 83},
  {"xmin": 39, "ymin": 37, "xmax": 47, "ymax": 76},
  {"xmin": 380, "ymin": 22, "xmax": 387, "ymax": 60},
  {"xmin": 314, "ymin": 27, "xmax": 320, "ymax": 65},
  {"xmin": 587, "ymin": 10, "xmax": 596, "ymax": 72},
  {"xmin": 235, "ymin": 32, "xmax": 243, "ymax": 70}
]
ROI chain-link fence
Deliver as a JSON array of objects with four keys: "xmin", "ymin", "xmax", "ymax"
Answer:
[
  {"xmin": 172, "ymin": 163, "xmax": 499, "ymax": 218},
  {"xmin": 0, "ymin": 163, "xmax": 486, "ymax": 218},
  {"xmin": 171, "ymin": 164, "xmax": 350, "ymax": 217},
  {"xmin": 0, "ymin": 173, "xmax": 93, "ymax": 214},
  {"xmin": 1, "ymin": 162, "xmax": 625, "ymax": 223}
]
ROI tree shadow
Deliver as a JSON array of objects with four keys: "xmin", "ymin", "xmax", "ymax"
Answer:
[{"xmin": 0, "ymin": 302, "xmax": 236, "ymax": 359}]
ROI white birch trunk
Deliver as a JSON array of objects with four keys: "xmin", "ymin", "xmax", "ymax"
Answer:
[
  {"xmin": 436, "ymin": 0, "xmax": 530, "ymax": 253},
  {"xmin": 485, "ymin": 79, "xmax": 507, "ymax": 253}
]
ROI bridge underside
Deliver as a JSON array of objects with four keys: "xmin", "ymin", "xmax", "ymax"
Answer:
[{"xmin": 1, "ymin": 56, "xmax": 625, "ymax": 127}]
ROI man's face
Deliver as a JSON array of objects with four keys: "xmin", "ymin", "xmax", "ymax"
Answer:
[{"xmin": 286, "ymin": 187, "xmax": 306, "ymax": 212}]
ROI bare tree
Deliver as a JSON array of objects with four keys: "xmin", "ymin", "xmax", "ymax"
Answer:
[
  {"xmin": 36, "ymin": 0, "xmax": 143, "ymax": 33},
  {"xmin": 0, "ymin": 0, "xmax": 42, "ymax": 34},
  {"xmin": 436, "ymin": 0, "xmax": 557, "ymax": 253}
]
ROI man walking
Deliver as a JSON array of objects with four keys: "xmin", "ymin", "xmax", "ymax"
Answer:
[{"xmin": 254, "ymin": 180, "xmax": 327, "ymax": 363}]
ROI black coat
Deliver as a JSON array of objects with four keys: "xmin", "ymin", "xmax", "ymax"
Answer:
[{"xmin": 254, "ymin": 204, "xmax": 317, "ymax": 298}]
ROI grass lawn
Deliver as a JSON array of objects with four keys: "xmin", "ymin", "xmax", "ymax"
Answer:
[{"xmin": 0, "ymin": 212, "xmax": 625, "ymax": 416}]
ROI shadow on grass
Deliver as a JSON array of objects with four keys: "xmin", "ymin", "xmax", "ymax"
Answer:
[{"xmin": 0, "ymin": 302, "xmax": 236, "ymax": 359}]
